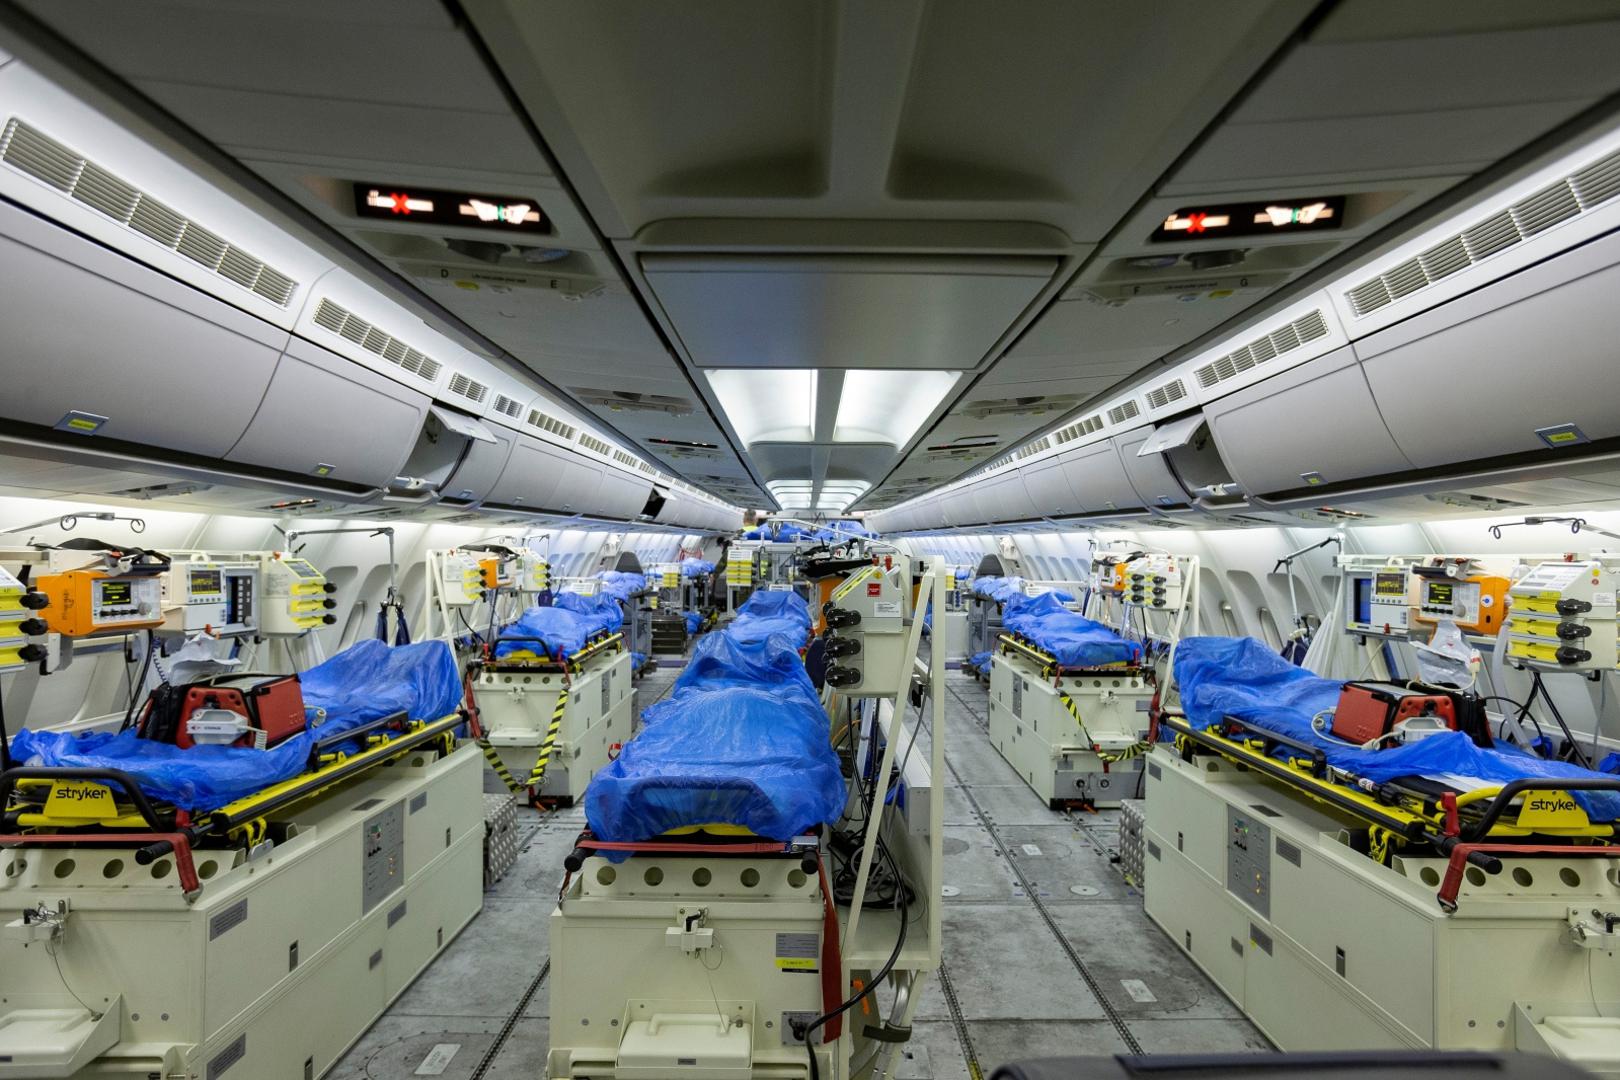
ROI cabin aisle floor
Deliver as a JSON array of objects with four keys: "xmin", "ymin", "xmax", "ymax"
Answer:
[{"xmin": 329, "ymin": 665, "xmax": 1268, "ymax": 1079}]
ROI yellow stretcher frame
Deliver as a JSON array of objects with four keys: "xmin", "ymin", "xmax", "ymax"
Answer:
[
  {"xmin": 7, "ymin": 714, "xmax": 464, "ymax": 851},
  {"xmin": 1162, "ymin": 713, "xmax": 1618, "ymax": 861},
  {"xmin": 995, "ymin": 632, "xmax": 1139, "ymax": 682},
  {"xmin": 485, "ymin": 631, "xmax": 625, "ymax": 672}
]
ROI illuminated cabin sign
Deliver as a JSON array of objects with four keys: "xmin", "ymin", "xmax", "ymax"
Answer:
[
  {"xmin": 352, "ymin": 183, "xmax": 549, "ymax": 233},
  {"xmin": 1150, "ymin": 196, "xmax": 1345, "ymax": 242}
]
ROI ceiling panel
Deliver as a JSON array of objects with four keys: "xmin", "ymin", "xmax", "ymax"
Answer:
[{"xmin": 641, "ymin": 253, "xmax": 1058, "ymax": 370}]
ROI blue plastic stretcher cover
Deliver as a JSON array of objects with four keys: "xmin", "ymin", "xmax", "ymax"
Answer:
[
  {"xmin": 727, "ymin": 589, "xmax": 812, "ymax": 648},
  {"xmin": 9, "ymin": 639, "xmax": 461, "ymax": 812},
  {"xmin": 586, "ymin": 630, "xmax": 844, "ymax": 847},
  {"xmin": 683, "ymin": 610, "xmax": 705, "ymax": 634},
  {"xmin": 972, "ymin": 575, "xmax": 1028, "ymax": 603},
  {"xmin": 680, "ymin": 557, "xmax": 716, "ymax": 577},
  {"xmin": 495, "ymin": 594, "xmax": 622, "ymax": 659},
  {"xmin": 596, "ymin": 570, "xmax": 649, "ymax": 601},
  {"xmin": 1002, "ymin": 592, "xmax": 1140, "ymax": 667},
  {"xmin": 1174, "ymin": 636, "xmax": 1620, "ymax": 821}
]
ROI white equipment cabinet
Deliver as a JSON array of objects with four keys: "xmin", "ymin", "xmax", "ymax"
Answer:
[
  {"xmin": 475, "ymin": 648, "xmax": 634, "ymax": 803},
  {"xmin": 0, "ymin": 744, "xmax": 484, "ymax": 1079},
  {"xmin": 986, "ymin": 653, "xmax": 1149, "ymax": 807},
  {"xmin": 1144, "ymin": 747, "xmax": 1620, "ymax": 1073}
]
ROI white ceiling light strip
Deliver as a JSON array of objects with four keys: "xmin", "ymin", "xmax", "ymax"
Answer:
[
  {"xmin": 707, "ymin": 370, "xmax": 816, "ymax": 445},
  {"xmin": 834, "ymin": 371, "xmax": 959, "ymax": 446}
]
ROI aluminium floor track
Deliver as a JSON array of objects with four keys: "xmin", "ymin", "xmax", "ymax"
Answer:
[{"xmin": 328, "ymin": 664, "xmax": 1268, "ymax": 1079}]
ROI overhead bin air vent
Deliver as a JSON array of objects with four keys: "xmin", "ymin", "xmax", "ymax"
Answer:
[
  {"xmin": 1345, "ymin": 148, "xmax": 1620, "ymax": 317},
  {"xmin": 1054, "ymin": 415, "xmax": 1105, "ymax": 444},
  {"xmin": 1194, "ymin": 309, "xmax": 1328, "ymax": 391},
  {"xmin": 1014, "ymin": 437, "xmax": 1052, "ymax": 460},
  {"xmin": 1107, "ymin": 400, "xmax": 1141, "ymax": 425},
  {"xmin": 613, "ymin": 450, "xmax": 639, "ymax": 467},
  {"xmin": 0, "ymin": 119, "xmax": 299, "ymax": 307},
  {"xmin": 579, "ymin": 434, "xmax": 611, "ymax": 456},
  {"xmin": 446, "ymin": 371, "xmax": 488, "ymax": 405},
  {"xmin": 638, "ymin": 461, "xmax": 658, "ymax": 476},
  {"xmin": 492, "ymin": 394, "xmax": 524, "ymax": 419},
  {"xmin": 527, "ymin": 409, "xmax": 576, "ymax": 440},
  {"xmin": 310, "ymin": 298, "xmax": 443, "ymax": 384},
  {"xmin": 1144, "ymin": 379, "xmax": 1187, "ymax": 411}
]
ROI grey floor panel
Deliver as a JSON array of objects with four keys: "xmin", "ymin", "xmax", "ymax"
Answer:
[
  {"xmin": 967, "ymin": 1019, "xmax": 1132, "ymax": 1068},
  {"xmin": 896, "ymin": 1019, "xmax": 975, "ymax": 1080},
  {"xmin": 1049, "ymin": 902, "xmax": 1242, "ymax": 1020},
  {"xmin": 329, "ymin": 1016, "xmax": 550, "ymax": 1080},
  {"xmin": 992, "ymin": 823, "xmax": 1136, "ymax": 903},
  {"xmin": 1130, "ymin": 1017, "xmax": 1271, "ymax": 1053},
  {"xmin": 387, "ymin": 896, "xmax": 550, "ymax": 1019},
  {"xmin": 328, "ymin": 1016, "xmax": 503, "ymax": 1080},
  {"xmin": 939, "ymin": 824, "xmax": 1023, "ymax": 904},
  {"xmin": 962, "ymin": 783, "xmax": 1076, "ymax": 827},
  {"xmin": 937, "ymin": 904, "xmax": 1110, "ymax": 1021}
]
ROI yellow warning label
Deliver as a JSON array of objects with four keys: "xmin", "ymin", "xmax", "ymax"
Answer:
[{"xmin": 776, "ymin": 957, "xmax": 818, "ymax": 971}]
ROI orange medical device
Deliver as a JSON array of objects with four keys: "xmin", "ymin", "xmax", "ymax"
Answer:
[
  {"xmin": 1412, "ymin": 573, "xmax": 1511, "ymax": 635},
  {"xmin": 27, "ymin": 569, "xmax": 164, "ymax": 637}
]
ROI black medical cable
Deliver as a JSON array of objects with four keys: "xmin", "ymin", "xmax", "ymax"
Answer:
[
  {"xmin": 0, "ymin": 672, "xmax": 11, "ymax": 772},
  {"xmin": 1532, "ymin": 670, "xmax": 1591, "ymax": 767},
  {"xmin": 806, "ymin": 672, "xmax": 936, "ymax": 1074},
  {"xmin": 457, "ymin": 608, "xmax": 486, "ymax": 646},
  {"xmin": 797, "ymin": 832, "xmax": 909, "ymax": 1080},
  {"xmin": 118, "ymin": 629, "xmax": 156, "ymax": 733}
]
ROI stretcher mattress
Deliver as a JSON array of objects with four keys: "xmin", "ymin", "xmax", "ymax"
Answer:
[
  {"xmin": 585, "ymin": 630, "xmax": 844, "ymax": 847},
  {"xmin": 494, "ymin": 594, "xmax": 623, "ymax": 659},
  {"xmin": 1174, "ymin": 636, "xmax": 1620, "ymax": 821},
  {"xmin": 1002, "ymin": 592, "xmax": 1140, "ymax": 667},
  {"xmin": 9, "ymin": 639, "xmax": 462, "ymax": 812},
  {"xmin": 680, "ymin": 557, "xmax": 716, "ymax": 577}
]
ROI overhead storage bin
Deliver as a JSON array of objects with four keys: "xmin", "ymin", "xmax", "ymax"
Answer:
[
  {"xmin": 581, "ymin": 469, "xmax": 650, "ymax": 521},
  {"xmin": 483, "ymin": 436, "xmax": 570, "ymax": 512},
  {"xmin": 439, "ymin": 423, "xmax": 517, "ymax": 506},
  {"xmin": 0, "ymin": 198, "xmax": 287, "ymax": 458},
  {"xmin": 975, "ymin": 472, "xmax": 1037, "ymax": 524},
  {"xmin": 549, "ymin": 459, "xmax": 610, "ymax": 517},
  {"xmin": 1357, "ymin": 227, "xmax": 1620, "ymax": 471},
  {"xmin": 944, "ymin": 490, "xmax": 986, "ymax": 527},
  {"xmin": 651, "ymin": 490, "xmax": 683, "ymax": 526},
  {"xmin": 225, "ymin": 338, "xmax": 428, "ymax": 489},
  {"xmin": 1202, "ymin": 345, "xmax": 1411, "ymax": 499},
  {"xmin": 1113, "ymin": 428, "xmax": 1191, "ymax": 510},
  {"xmin": 1061, "ymin": 439, "xmax": 1142, "ymax": 515},
  {"xmin": 1136, "ymin": 414, "xmax": 1243, "ymax": 506},
  {"xmin": 386, "ymin": 405, "xmax": 498, "ymax": 501},
  {"xmin": 1021, "ymin": 455, "xmax": 1083, "ymax": 518}
]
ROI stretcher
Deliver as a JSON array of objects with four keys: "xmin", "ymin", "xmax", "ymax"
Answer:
[
  {"xmin": 584, "ymin": 628, "xmax": 842, "ymax": 844},
  {"xmin": 986, "ymin": 595, "xmax": 1150, "ymax": 807},
  {"xmin": 545, "ymin": 563, "xmax": 948, "ymax": 1080},
  {"xmin": 1145, "ymin": 635, "xmax": 1620, "ymax": 1069},
  {"xmin": 472, "ymin": 606, "xmax": 633, "ymax": 805},
  {"xmin": 0, "ymin": 641, "xmax": 482, "ymax": 1079},
  {"xmin": 725, "ymin": 588, "xmax": 814, "ymax": 650},
  {"xmin": 1166, "ymin": 635, "xmax": 1620, "ymax": 905},
  {"xmin": 492, "ymin": 593, "xmax": 623, "ymax": 660}
]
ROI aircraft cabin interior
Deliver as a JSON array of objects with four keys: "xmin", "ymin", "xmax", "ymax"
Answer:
[{"xmin": 4, "ymin": 3, "xmax": 1620, "ymax": 1079}]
